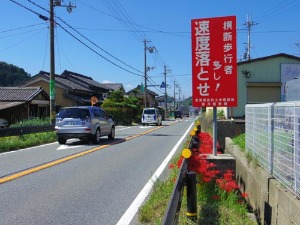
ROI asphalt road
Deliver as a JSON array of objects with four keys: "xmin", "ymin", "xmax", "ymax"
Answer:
[{"xmin": 0, "ymin": 117, "xmax": 195, "ymax": 225}]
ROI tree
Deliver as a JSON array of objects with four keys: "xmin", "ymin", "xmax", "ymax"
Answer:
[
  {"xmin": 0, "ymin": 61, "xmax": 31, "ymax": 86},
  {"xmin": 101, "ymin": 90, "xmax": 142, "ymax": 125}
]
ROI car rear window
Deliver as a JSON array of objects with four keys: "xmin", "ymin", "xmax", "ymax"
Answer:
[
  {"xmin": 58, "ymin": 108, "xmax": 90, "ymax": 119},
  {"xmin": 143, "ymin": 109, "xmax": 156, "ymax": 114}
]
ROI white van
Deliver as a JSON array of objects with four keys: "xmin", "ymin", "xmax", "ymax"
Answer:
[{"xmin": 141, "ymin": 107, "xmax": 162, "ymax": 126}]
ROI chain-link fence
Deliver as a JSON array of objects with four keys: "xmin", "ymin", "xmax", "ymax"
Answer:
[{"xmin": 246, "ymin": 102, "xmax": 300, "ymax": 198}]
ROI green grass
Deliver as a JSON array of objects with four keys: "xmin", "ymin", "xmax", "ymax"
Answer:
[
  {"xmin": 0, "ymin": 132, "xmax": 56, "ymax": 152},
  {"xmin": 138, "ymin": 154, "xmax": 184, "ymax": 224},
  {"xmin": 232, "ymin": 133, "xmax": 245, "ymax": 151},
  {"xmin": 139, "ymin": 151, "xmax": 257, "ymax": 225},
  {"xmin": 0, "ymin": 118, "xmax": 56, "ymax": 152},
  {"xmin": 9, "ymin": 117, "xmax": 51, "ymax": 127},
  {"xmin": 139, "ymin": 130, "xmax": 257, "ymax": 225}
]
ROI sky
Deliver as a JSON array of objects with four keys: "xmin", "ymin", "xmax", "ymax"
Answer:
[{"xmin": 1, "ymin": 0, "xmax": 300, "ymax": 100}]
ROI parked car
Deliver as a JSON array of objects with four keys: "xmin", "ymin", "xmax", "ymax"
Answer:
[
  {"xmin": 55, "ymin": 106, "xmax": 115, "ymax": 144},
  {"xmin": 0, "ymin": 118, "xmax": 9, "ymax": 128},
  {"xmin": 175, "ymin": 110, "xmax": 182, "ymax": 119},
  {"xmin": 141, "ymin": 107, "xmax": 162, "ymax": 126}
]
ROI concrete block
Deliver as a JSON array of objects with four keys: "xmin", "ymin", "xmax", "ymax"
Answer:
[
  {"xmin": 225, "ymin": 137, "xmax": 300, "ymax": 225},
  {"xmin": 204, "ymin": 154, "xmax": 236, "ymax": 178}
]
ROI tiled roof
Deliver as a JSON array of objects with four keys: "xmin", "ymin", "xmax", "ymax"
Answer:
[
  {"xmin": 18, "ymin": 70, "xmax": 119, "ymax": 94},
  {"xmin": 37, "ymin": 71, "xmax": 91, "ymax": 92},
  {"xmin": 0, "ymin": 87, "xmax": 44, "ymax": 101},
  {"xmin": 102, "ymin": 83, "xmax": 124, "ymax": 91},
  {"xmin": 61, "ymin": 70, "xmax": 108, "ymax": 90},
  {"xmin": 126, "ymin": 85, "xmax": 158, "ymax": 96}
]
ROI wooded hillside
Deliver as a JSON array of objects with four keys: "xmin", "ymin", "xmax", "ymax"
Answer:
[{"xmin": 0, "ymin": 61, "xmax": 31, "ymax": 86}]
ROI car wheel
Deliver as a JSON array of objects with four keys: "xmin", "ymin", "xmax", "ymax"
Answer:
[
  {"xmin": 93, "ymin": 128, "xmax": 101, "ymax": 144},
  {"xmin": 58, "ymin": 137, "xmax": 66, "ymax": 144},
  {"xmin": 108, "ymin": 127, "xmax": 115, "ymax": 140}
]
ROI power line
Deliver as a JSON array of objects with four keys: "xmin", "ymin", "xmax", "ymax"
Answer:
[
  {"xmin": 101, "ymin": 0, "xmax": 145, "ymax": 42},
  {"xmin": 77, "ymin": 0, "xmax": 190, "ymax": 38},
  {"xmin": 0, "ymin": 23, "xmax": 47, "ymax": 34},
  {"xmin": 8, "ymin": 0, "xmax": 48, "ymax": 21},
  {"xmin": 78, "ymin": 0, "xmax": 173, "ymax": 76},
  {"xmin": 0, "ymin": 29, "xmax": 45, "ymax": 53},
  {"xmin": 56, "ymin": 17, "xmax": 144, "ymax": 74},
  {"xmin": 26, "ymin": 0, "xmax": 49, "ymax": 13},
  {"xmin": 255, "ymin": 0, "xmax": 300, "ymax": 24},
  {"xmin": 0, "ymin": 26, "xmax": 46, "ymax": 39},
  {"xmin": 8, "ymin": 0, "xmax": 144, "ymax": 77},
  {"xmin": 56, "ymin": 22, "xmax": 143, "ymax": 77}
]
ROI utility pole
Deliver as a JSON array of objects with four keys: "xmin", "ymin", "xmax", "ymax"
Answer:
[
  {"xmin": 49, "ymin": 0, "xmax": 55, "ymax": 125},
  {"xmin": 164, "ymin": 65, "xmax": 168, "ymax": 118},
  {"xmin": 163, "ymin": 65, "xmax": 171, "ymax": 118},
  {"xmin": 144, "ymin": 40, "xmax": 147, "ymax": 108},
  {"xmin": 49, "ymin": 0, "xmax": 75, "ymax": 125},
  {"xmin": 243, "ymin": 15, "xmax": 258, "ymax": 61},
  {"xmin": 178, "ymin": 86, "xmax": 181, "ymax": 108},
  {"xmin": 173, "ymin": 80, "xmax": 177, "ymax": 113},
  {"xmin": 143, "ymin": 39, "xmax": 155, "ymax": 108}
]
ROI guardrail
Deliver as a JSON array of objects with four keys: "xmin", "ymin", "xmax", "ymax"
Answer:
[
  {"xmin": 161, "ymin": 158, "xmax": 187, "ymax": 224},
  {"xmin": 0, "ymin": 125, "xmax": 55, "ymax": 137},
  {"xmin": 162, "ymin": 124, "xmax": 201, "ymax": 224}
]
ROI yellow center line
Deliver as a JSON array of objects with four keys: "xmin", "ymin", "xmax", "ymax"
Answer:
[{"xmin": 0, "ymin": 125, "xmax": 165, "ymax": 184}]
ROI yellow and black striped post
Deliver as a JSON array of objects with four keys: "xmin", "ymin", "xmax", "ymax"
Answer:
[{"xmin": 186, "ymin": 171, "xmax": 197, "ymax": 221}]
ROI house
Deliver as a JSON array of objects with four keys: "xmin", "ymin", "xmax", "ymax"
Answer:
[
  {"xmin": 126, "ymin": 85, "xmax": 159, "ymax": 107},
  {"xmin": 0, "ymin": 86, "xmax": 49, "ymax": 124},
  {"xmin": 206, "ymin": 53, "xmax": 300, "ymax": 119},
  {"xmin": 156, "ymin": 95, "xmax": 174, "ymax": 110},
  {"xmin": 17, "ymin": 70, "xmax": 125, "ymax": 111}
]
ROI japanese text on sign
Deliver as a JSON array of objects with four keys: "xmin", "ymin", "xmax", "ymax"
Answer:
[{"xmin": 191, "ymin": 16, "xmax": 237, "ymax": 107}]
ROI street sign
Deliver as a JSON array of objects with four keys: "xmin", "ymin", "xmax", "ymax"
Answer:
[
  {"xmin": 160, "ymin": 82, "xmax": 166, "ymax": 88},
  {"xmin": 191, "ymin": 16, "xmax": 237, "ymax": 107}
]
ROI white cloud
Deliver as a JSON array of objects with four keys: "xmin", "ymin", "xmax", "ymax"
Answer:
[
  {"xmin": 102, "ymin": 80, "xmax": 113, "ymax": 83},
  {"xmin": 126, "ymin": 84, "xmax": 134, "ymax": 91}
]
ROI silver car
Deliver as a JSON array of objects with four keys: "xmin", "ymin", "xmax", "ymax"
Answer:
[
  {"xmin": 55, "ymin": 106, "xmax": 115, "ymax": 144},
  {"xmin": 0, "ymin": 118, "xmax": 9, "ymax": 128}
]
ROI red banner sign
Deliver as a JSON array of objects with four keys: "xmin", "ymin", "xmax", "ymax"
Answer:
[{"xmin": 191, "ymin": 16, "xmax": 237, "ymax": 107}]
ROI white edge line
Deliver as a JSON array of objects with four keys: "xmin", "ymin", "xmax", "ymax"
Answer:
[
  {"xmin": 0, "ymin": 142, "xmax": 57, "ymax": 155},
  {"xmin": 116, "ymin": 121, "xmax": 195, "ymax": 225}
]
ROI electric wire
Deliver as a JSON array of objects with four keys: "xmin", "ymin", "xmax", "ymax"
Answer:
[
  {"xmin": 8, "ymin": 0, "xmax": 144, "ymax": 76},
  {"xmin": 77, "ymin": 0, "xmax": 189, "ymax": 38},
  {"xmin": 56, "ymin": 22, "xmax": 143, "ymax": 77},
  {"xmin": 0, "ymin": 23, "xmax": 47, "ymax": 34},
  {"xmin": 8, "ymin": 0, "xmax": 44, "ymax": 17},
  {"xmin": 26, "ymin": 0, "xmax": 49, "ymax": 13},
  {"xmin": 56, "ymin": 17, "xmax": 143, "ymax": 74},
  {"xmin": 78, "ymin": 0, "xmax": 171, "ymax": 83},
  {"xmin": 0, "ymin": 29, "xmax": 45, "ymax": 53},
  {"xmin": 0, "ymin": 26, "xmax": 46, "ymax": 39},
  {"xmin": 109, "ymin": 0, "xmax": 145, "ymax": 41},
  {"xmin": 254, "ymin": 0, "xmax": 300, "ymax": 24},
  {"xmin": 100, "ymin": 0, "xmax": 145, "ymax": 42},
  {"xmin": 8, "ymin": 0, "xmax": 176, "ymax": 95}
]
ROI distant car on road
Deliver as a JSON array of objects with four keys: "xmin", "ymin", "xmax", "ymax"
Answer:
[
  {"xmin": 141, "ymin": 107, "xmax": 162, "ymax": 126},
  {"xmin": 0, "ymin": 118, "xmax": 9, "ymax": 128},
  {"xmin": 55, "ymin": 106, "xmax": 115, "ymax": 144},
  {"xmin": 175, "ymin": 110, "xmax": 182, "ymax": 119},
  {"xmin": 180, "ymin": 106, "xmax": 190, "ymax": 117}
]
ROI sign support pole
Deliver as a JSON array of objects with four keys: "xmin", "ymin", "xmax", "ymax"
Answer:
[{"xmin": 213, "ymin": 107, "xmax": 217, "ymax": 156}]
